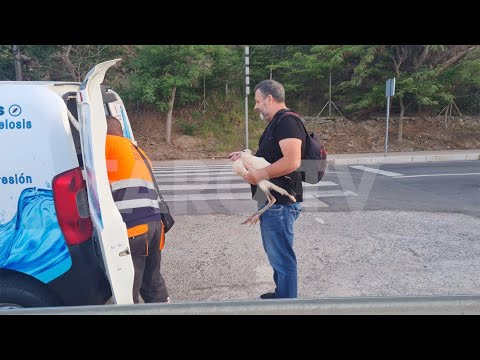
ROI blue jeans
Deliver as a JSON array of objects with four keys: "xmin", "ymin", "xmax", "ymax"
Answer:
[{"xmin": 259, "ymin": 202, "xmax": 301, "ymax": 298}]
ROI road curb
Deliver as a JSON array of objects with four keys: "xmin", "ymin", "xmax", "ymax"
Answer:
[
  {"xmin": 152, "ymin": 150, "xmax": 480, "ymax": 167},
  {"xmin": 329, "ymin": 153, "xmax": 480, "ymax": 166}
]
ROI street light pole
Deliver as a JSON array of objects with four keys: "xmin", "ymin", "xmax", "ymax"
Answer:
[{"xmin": 244, "ymin": 45, "xmax": 250, "ymax": 150}]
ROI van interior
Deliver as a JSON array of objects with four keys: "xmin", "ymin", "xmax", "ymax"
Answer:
[{"xmin": 63, "ymin": 85, "xmax": 118, "ymax": 167}]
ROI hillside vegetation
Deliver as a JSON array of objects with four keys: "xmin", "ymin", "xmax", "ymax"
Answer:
[
  {"xmin": 129, "ymin": 99, "xmax": 480, "ymax": 160},
  {"xmin": 3, "ymin": 45, "xmax": 480, "ymax": 158}
]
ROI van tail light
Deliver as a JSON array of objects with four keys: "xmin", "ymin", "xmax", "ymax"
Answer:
[{"xmin": 52, "ymin": 167, "xmax": 93, "ymax": 245}]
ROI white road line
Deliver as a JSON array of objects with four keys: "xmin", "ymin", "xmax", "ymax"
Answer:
[
  {"xmin": 303, "ymin": 181, "xmax": 338, "ymax": 187},
  {"xmin": 350, "ymin": 165, "xmax": 403, "ymax": 177},
  {"xmin": 154, "ymin": 171, "xmax": 234, "ymax": 177},
  {"xmin": 393, "ymin": 172, "xmax": 480, "ymax": 179},
  {"xmin": 158, "ymin": 181, "xmax": 338, "ymax": 191},
  {"xmin": 156, "ymin": 175, "xmax": 242, "ymax": 182},
  {"xmin": 155, "ymin": 166, "xmax": 337, "ymax": 174},
  {"xmin": 154, "ymin": 168, "xmax": 235, "ymax": 174},
  {"xmin": 155, "ymin": 163, "xmax": 232, "ymax": 166},
  {"xmin": 314, "ymin": 190, "xmax": 358, "ymax": 197},
  {"xmin": 163, "ymin": 192, "xmax": 346, "ymax": 202},
  {"xmin": 154, "ymin": 165, "xmax": 232, "ymax": 170},
  {"xmin": 152, "ymin": 166, "xmax": 355, "ymax": 210},
  {"xmin": 155, "ymin": 171, "xmax": 337, "ymax": 178}
]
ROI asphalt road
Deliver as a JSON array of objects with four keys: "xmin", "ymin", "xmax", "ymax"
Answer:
[
  {"xmin": 156, "ymin": 160, "xmax": 480, "ymax": 303},
  {"xmin": 320, "ymin": 160, "xmax": 480, "ymax": 216},
  {"xmin": 157, "ymin": 160, "xmax": 480, "ymax": 217}
]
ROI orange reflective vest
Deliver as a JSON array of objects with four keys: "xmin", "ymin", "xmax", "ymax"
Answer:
[{"xmin": 105, "ymin": 135, "xmax": 163, "ymax": 242}]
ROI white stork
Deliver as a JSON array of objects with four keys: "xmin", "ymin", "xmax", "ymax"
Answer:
[{"xmin": 232, "ymin": 149, "xmax": 296, "ymax": 225}]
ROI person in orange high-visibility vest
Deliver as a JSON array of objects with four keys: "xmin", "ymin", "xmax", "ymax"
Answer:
[{"xmin": 105, "ymin": 115, "xmax": 169, "ymax": 304}]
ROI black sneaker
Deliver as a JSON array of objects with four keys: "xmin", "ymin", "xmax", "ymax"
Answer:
[{"xmin": 260, "ymin": 292, "xmax": 276, "ymax": 299}]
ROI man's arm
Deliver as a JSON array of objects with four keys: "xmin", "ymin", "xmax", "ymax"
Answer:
[{"xmin": 243, "ymin": 138, "xmax": 302, "ymax": 185}]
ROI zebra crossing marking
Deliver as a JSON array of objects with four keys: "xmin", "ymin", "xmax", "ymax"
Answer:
[{"xmin": 153, "ymin": 165, "xmax": 356, "ymax": 211}]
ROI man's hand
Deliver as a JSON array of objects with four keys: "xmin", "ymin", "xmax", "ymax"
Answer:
[
  {"xmin": 243, "ymin": 163, "xmax": 268, "ymax": 185},
  {"xmin": 228, "ymin": 151, "xmax": 242, "ymax": 162}
]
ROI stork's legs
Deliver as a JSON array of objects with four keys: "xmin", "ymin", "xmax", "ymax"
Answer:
[
  {"xmin": 241, "ymin": 185, "xmax": 277, "ymax": 225},
  {"xmin": 252, "ymin": 193, "xmax": 277, "ymax": 225},
  {"xmin": 240, "ymin": 180, "xmax": 296, "ymax": 225}
]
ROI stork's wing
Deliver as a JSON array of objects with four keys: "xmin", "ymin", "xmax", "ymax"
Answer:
[
  {"xmin": 245, "ymin": 155, "xmax": 271, "ymax": 170},
  {"xmin": 232, "ymin": 159, "xmax": 248, "ymax": 177}
]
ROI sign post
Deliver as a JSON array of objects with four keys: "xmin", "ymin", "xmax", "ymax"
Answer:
[{"xmin": 385, "ymin": 78, "xmax": 395, "ymax": 157}]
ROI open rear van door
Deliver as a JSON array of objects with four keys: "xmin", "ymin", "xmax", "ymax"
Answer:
[
  {"xmin": 104, "ymin": 88, "xmax": 136, "ymax": 143},
  {"xmin": 77, "ymin": 59, "xmax": 134, "ymax": 304}
]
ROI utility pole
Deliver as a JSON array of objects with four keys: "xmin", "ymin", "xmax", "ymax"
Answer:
[
  {"xmin": 244, "ymin": 46, "xmax": 250, "ymax": 150},
  {"xmin": 12, "ymin": 45, "xmax": 22, "ymax": 81},
  {"xmin": 328, "ymin": 71, "xmax": 332, "ymax": 118}
]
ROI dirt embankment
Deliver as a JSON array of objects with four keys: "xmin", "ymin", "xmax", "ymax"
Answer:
[
  {"xmin": 311, "ymin": 115, "xmax": 480, "ymax": 154},
  {"xmin": 130, "ymin": 112, "xmax": 480, "ymax": 161}
]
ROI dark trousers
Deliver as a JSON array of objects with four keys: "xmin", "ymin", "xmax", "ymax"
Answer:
[{"xmin": 129, "ymin": 221, "xmax": 169, "ymax": 303}]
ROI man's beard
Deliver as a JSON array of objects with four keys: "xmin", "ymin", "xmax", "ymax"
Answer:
[{"xmin": 259, "ymin": 113, "xmax": 265, "ymax": 121}]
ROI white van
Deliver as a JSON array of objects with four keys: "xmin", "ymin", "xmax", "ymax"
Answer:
[{"xmin": 0, "ymin": 59, "xmax": 135, "ymax": 308}]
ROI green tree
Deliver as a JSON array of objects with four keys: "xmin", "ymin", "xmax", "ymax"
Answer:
[
  {"xmin": 0, "ymin": 45, "xmax": 15, "ymax": 80},
  {"xmin": 125, "ymin": 45, "xmax": 216, "ymax": 143},
  {"xmin": 435, "ymin": 48, "xmax": 480, "ymax": 116},
  {"xmin": 205, "ymin": 45, "xmax": 244, "ymax": 101},
  {"xmin": 387, "ymin": 45, "xmax": 478, "ymax": 141},
  {"xmin": 18, "ymin": 45, "xmax": 128, "ymax": 82},
  {"xmin": 309, "ymin": 45, "xmax": 387, "ymax": 117}
]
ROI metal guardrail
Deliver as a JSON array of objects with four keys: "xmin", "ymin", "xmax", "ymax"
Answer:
[{"xmin": 5, "ymin": 295, "xmax": 480, "ymax": 315}]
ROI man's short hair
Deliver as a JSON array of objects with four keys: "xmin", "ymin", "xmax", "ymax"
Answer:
[{"xmin": 254, "ymin": 80, "xmax": 285, "ymax": 103}]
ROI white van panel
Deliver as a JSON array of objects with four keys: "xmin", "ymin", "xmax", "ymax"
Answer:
[
  {"xmin": 0, "ymin": 85, "xmax": 78, "ymax": 222},
  {"xmin": 0, "ymin": 85, "xmax": 77, "ymax": 282}
]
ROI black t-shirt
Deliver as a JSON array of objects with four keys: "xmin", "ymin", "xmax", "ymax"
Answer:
[{"xmin": 251, "ymin": 109, "xmax": 306, "ymax": 204}]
